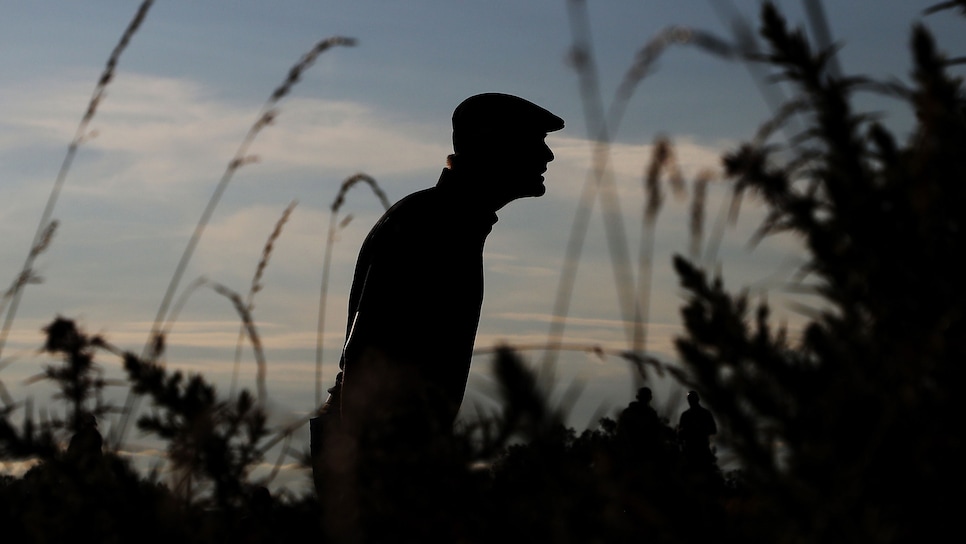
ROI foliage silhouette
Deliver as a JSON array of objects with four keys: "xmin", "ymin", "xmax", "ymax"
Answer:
[{"xmin": 673, "ymin": 2, "xmax": 966, "ymax": 542}]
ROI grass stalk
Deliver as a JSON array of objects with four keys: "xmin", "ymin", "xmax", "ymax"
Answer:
[
  {"xmin": 112, "ymin": 35, "xmax": 355, "ymax": 448},
  {"xmin": 547, "ymin": 2, "xmax": 737, "ymax": 371},
  {"xmin": 230, "ymin": 200, "xmax": 298, "ymax": 400},
  {"xmin": 208, "ymin": 282, "xmax": 267, "ymax": 404},
  {"xmin": 261, "ymin": 431, "xmax": 293, "ymax": 486},
  {"xmin": 545, "ymin": 0, "xmax": 636, "ymax": 371},
  {"xmin": 689, "ymin": 170, "xmax": 714, "ymax": 260},
  {"xmin": 144, "ymin": 35, "xmax": 356, "ymax": 361},
  {"xmin": 630, "ymin": 139, "xmax": 675, "ymax": 380},
  {"xmin": 0, "ymin": 0, "xmax": 154, "ymax": 362},
  {"xmin": 314, "ymin": 173, "xmax": 390, "ymax": 409}
]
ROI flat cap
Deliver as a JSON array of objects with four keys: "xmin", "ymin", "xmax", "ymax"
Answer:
[{"xmin": 452, "ymin": 93, "xmax": 564, "ymax": 152}]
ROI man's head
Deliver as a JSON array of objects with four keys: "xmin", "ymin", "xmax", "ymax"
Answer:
[
  {"xmin": 687, "ymin": 390, "xmax": 701, "ymax": 408},
  {"xmin": 450, "ymin": 93, "xmax": 564, "ymax": 205},
  {"xmin": 636, "ymin": 387, "xmax": 653, "ymax": 404}
]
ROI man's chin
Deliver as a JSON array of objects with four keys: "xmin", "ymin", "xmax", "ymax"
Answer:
[
  {"xmin": 526, "ymin": 178, "xmax": 547, "ymax": 197},
  {"xmin": 519, "ymin": 184, "xmax": 546, "ymax": 198},
  {"xmin": 505, "ymin": 177, "xmax": 546, "ymax": 201}
]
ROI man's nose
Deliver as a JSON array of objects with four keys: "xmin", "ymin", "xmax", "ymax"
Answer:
[{"xmin": 543, "ymin": 142, "xmax": 554, "ymax": 162}]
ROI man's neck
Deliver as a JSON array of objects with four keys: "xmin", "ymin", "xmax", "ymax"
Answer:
[{"xmin": 442, "ymin": 166, "xmax": 513, "ymax": 212}]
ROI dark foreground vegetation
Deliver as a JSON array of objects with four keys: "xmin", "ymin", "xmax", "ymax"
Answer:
[{"xmin": 2, "ymin": 2, "xmax": 965, "ymax": 542}]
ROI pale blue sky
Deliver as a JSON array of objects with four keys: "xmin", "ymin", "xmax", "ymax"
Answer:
[{"xmin": 1, "ymin": 1, "xmax": 962, "ymax": 489}]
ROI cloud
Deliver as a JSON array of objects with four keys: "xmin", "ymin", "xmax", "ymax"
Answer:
[
  {"xmin": 1, "ymin": 73, "xmax": 449, "ymax": 191},
  {"xmin": 1, "ymin": 72, "xmax": 729, "ymax": 211}
]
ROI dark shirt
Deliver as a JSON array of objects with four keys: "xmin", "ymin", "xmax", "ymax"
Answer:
[
  {"xmin": 334, "ymin": 167, "xmax": 498, "ymax": 429},
  {"xmin": 679, "ymin": 405, "xmax": 717, "ymax": 445}
]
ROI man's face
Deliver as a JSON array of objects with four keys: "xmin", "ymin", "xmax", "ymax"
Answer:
[{"xmin": 497, "ymin": 132, "xmax": 555, "ymax": 199}]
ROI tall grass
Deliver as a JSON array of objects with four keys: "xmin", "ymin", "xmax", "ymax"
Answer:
[
  {"xmin": 229, "ymin": 200, "xmax": 298, "ymax": 402},
  {"xmin": 144, "ymin": 35, "xmax": 357, "ymax": 360},
  {"xmin": 314, "ymin": 173, "xmax": 391, "ymax": 408},
  {"xmin": 110, "ymin": 34, "xmax": 357, "ymax": 449},
  {"xmin": 547, "ymin": 0, "xmax": 736, "ymax": 382},
  {"xmin": 0, "ymin": 0, "xmax": 155, "ymax": 363}
]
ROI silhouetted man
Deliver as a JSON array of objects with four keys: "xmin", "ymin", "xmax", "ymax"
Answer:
[
  {"xmin": 618, "ymin": 387, "xmax": 661, "ymax": 440},
  {"xmin": 323, "ymin": 93, "xmax": 563, "ymax": 435},
  {"xmin": 316, "ymin": 93, "xmax": 563, "ymax": 541},
  {"xmin": 67, "ymin": 413, "xmax": 103, "ymax": 467},
  {"xmin": 679, "ymin": 390, "xmax": 717, "ymax": 466}
]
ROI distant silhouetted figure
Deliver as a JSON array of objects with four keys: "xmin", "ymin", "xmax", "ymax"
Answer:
[
  {"xmin": 679, "ymin": 390, "xmax": 716, "ymax": 466},
  {"xmin": 316, "ymin": 93, "xmax": 563, "ymax": 542},
  {"xmin": 618, "ymin": 387, "xmax": 661, "ymax": 441},
  {"xmin": 67, "ymin": 413, "xmax": 103, "ymax": 467}
]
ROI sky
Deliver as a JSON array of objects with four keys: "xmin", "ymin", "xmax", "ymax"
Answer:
[{"xmin": 1, "ymin": 1, "xmax": 963, "ymax": 491}]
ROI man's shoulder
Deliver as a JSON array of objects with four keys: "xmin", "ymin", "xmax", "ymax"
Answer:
[
  {"xmin": 379, "ymin": 185, "xmax": 452, "ymax": 229},
  {"xmin": 389, "ymin": 186, "xmax": 443, "ymax": 215},
  {"xmin": 362, "ymin": 186, "xmax": 443, "ymax": 247}
]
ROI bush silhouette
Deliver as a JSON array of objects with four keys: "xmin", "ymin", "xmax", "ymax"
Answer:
[{"xmin": 673, "ymin": 3, "xmax": 966, "ymax": 542}]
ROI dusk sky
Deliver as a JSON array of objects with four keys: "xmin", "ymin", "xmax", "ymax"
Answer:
[{"xmin": 1, "ymin": 1, "xmax": 962, "ymax": 490}]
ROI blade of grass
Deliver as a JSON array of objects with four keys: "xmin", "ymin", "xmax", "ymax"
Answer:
[
  {"xmin": 689, "ymin": 170, "xmax": 714, "ymax": 261},
  {"xmin": 0, "ymin": 0, "xmax": 154, "ymax": 362},
  {"xmin": 112, "ymin": 35, "xmax": 355, "ymax": 449},
  {"xmin": 314, "ymin": 173, "xmax": 390, "ymax": 409},
  {"xmin": 547, "ymin": 2, "xmax": 737, "ymax": 372},
  {"xmin": 144, "ymin": 35, "xmax": 356, "ymax": 361},
  {"xmin": 230, "ymin": 201, "xmax": 298, "ymax": 400},
  {"xmin": 262, "ymin": 433, "xmax": 294, "ymax": 486},
  {"xmin": 545, "ymin": 0, "xmax": 637, "ymax": 372},
  {"xmin": 208, "ymin": 281, "xmax": 268, "ymax": 404}
]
